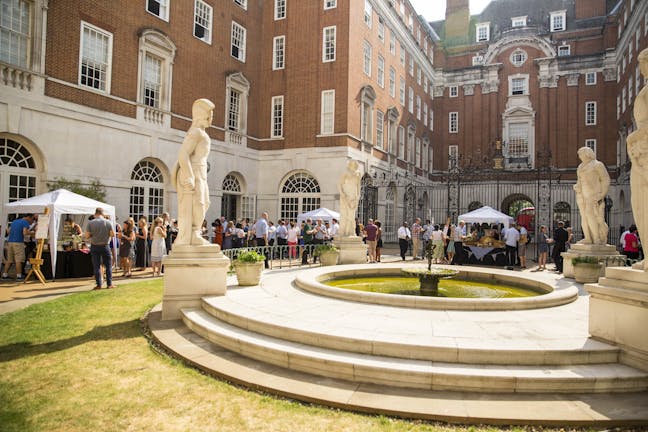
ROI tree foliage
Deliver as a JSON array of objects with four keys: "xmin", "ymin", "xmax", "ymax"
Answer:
[{"xmin": 47, "ymin": 177, "xmax": 107, "ymax": 202}]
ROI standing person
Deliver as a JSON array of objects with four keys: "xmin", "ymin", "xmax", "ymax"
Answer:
[
  {"xmin": 517, "ymin": 223, "xmax": 529, "ymax": 269},
  {"xmin": 150, "ymin": 216, "xmax": 167, "ymax": 277},
  {"xmin": 397, "ymin": 222, "xmax": 411, "ymax": 261},
  {"xmin": 85, "ymin": 208, "xmax": 115, "ymax": 290},
  {"xmin": 552, "ymin": 221, "xmax": 569, "ymax": 273},
  {"xmin": 411, "ymin": 218, "xmax": 423, "ymax": 260},
  {"xmin": 162, "ymin": 212, "xmax": 174, "ymax": 252},
  {"xmin": 375, "ymin": 220, "xmax": 383, "ymax": 263},
  {"xmin": 446, "ymin": 224, "xmax": 456, "ymax": 264},
  {"xmin": 302, "ymin": 218, "xmax": 314, "ymax": 264},
  {"xmin": 623, "ymin": 225, "xmax": 640, "ymax": 263},
  {"xmin": 223, "ymin": 221, "xmax": 235, "ymax": 250},
  {"xmin": 364, "ymin": 219, "xmax": 378, "ymax": 263},
  {"xmin": 536, "ymin": 225, "xmax": 550, "ymax": 271},
  {"xmin": 329, "ymin": 218, "xmax": 339, "ymax": 241},
  {"xmin": 504, "ymin": 224, "xmax": 520, "ymax": 269},
  {"xmin": 212, "ymin": 219, "xmax": 223, "ymax": 248},
  {"xmin": 135, "ymin": 217, "xmax": 149, "ymax": 271},
  {"xmin": 118, "ymin": 219, "xmax": 136, "ymax": 277},
  {"xmin": 452, "ymin": 220, "xmax": 466, "ymax": 265},
  {"xmin": 431, "ymin": 225, "xmax": 446, "ymax": 263},
  {"xmin": 422, "ymin": 220, "xmax": 432, "ymax": 256},
  {"xmin": 253, "ymin": 212, "xmax": 270, "ymax": 269},
  {"xmin": 276, "ymin": 220, "xmax": 288, "ymax": 248},
  {"xmin": 2, "ymin": 214, "xmax": 35, "ymax": 280},
  {"xmin": 287, "ymin": 221, "xmax": 299, "ymax": 258}
]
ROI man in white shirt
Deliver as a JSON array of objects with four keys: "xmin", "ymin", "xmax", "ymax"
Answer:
[
  {"xmin": 397, "ymin": 222, "xmax": 411, "ymax": 261},
  {"xmin": 329, "ymin": 218, "xmax": 340, "ymax": 240},
  {"xmin": 504, "ymin": 225, "xmax": 520, "ymax": 269},
  {"xmin": 452, "ymin": 220, "xmax": 466, "ymax": 265}
]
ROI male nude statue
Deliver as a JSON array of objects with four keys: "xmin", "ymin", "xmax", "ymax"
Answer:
[
  {"xmin": 338, "ymin": 160, "xmax": 361, "ymax": 238},
  {"xmin": 627, "ymin": 48, "xmax": 648, "ymax": 270},
  {"xmin": 172, "ymin": 98, "xmax": 215, "ymax": 246},
  {"xmin": 573, "ymin": 146, "xmax": 610, "ymax": 245}
]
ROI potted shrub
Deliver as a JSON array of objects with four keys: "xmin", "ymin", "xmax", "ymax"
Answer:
[
  {"xmin": 234, "ymin": 250, "xmax": 265, "ymax": 286},
  {"xmin": 314, "ymin": 244, "xmax": 339, "ymax": 266},
  {"xmin": 572, "ymin": 256, "xmax": 602, "ymax": 283}
]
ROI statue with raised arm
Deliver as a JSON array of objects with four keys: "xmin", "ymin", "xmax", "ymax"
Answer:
[
  {"xmin": 574, "ymin": 146, "xmax": 610, "ymax": 245},
  {"xmin": 338, "ymin": 160, "xmax": 361, "ymax": 238},
  {"xmin": 627, "ymin": 48, "xmax": 648, "ymax": 270},
  {"xmin": 172, "ymin": 98, "xmax": 215, "ymax": 246}
]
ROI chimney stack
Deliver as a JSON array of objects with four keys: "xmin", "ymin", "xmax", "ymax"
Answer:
[
  {"xmin": 445, "ymin": 0, "xmax": 470, "ymax": 47},
  {"xmin": 575, "ymin": 0, "xmax": 606, "ymax": 20}
]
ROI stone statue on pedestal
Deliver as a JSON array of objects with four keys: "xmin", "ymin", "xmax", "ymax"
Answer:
[
  {"xmin": 338, "ymin": 160, "xmax": 361, "ymax": 238},
  {"xmin": 627, "ymin": 48, "xmax": 648, "ymax": 271},
  {"xmin": 574, "ymin": 146, "xmax": 610, "ymax": 245},
  {"xmin": 172, "ymin": 98, "xmax": 215, "ymax": 247}
]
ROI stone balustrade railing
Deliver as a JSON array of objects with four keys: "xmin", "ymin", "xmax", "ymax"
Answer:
[{"xmin": 1, "ymin": 63, "xmax": 33, "ymax": 91}]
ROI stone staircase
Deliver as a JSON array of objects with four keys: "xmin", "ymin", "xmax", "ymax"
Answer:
[{"xmin": 179, "ymin": 294, "xmax": 648, "ymax": 394}]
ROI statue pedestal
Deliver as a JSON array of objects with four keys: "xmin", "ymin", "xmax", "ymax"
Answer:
[
  {"xmin": 561, "ymin": 243, "xmax": 624, "ymax": 278},
  {"xmin": 334, "ymin": 236, "xmax": 367, "ymax": 265},
  {"xmin": 161, "ymin": 244, "xmax": 230, "ymax": 320},
  {"xmin": 586, "ymin": 267, "xmax": 648, "ymax": 372}
]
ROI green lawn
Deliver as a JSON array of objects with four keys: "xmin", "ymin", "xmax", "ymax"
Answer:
[{"xmin": 0, "ymin": 280, "xmax": 572, "ymax": 432}]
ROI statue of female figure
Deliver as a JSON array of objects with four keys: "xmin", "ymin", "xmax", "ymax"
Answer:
[
  {"xmin": 573, "ymin": 146, "xmax": 610, "ymax": 245},
  {"xmin": 338, "ymin": 160, "xmax": 361, "ymax": 238},
  {"xmin": 627, "ymin": 48, "xmax": 648, "ymax": 270}
]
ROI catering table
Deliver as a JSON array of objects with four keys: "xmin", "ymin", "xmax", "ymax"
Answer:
[
  {"xmin": 40, "ymin": 250, "xmax": 94, "ymax": 280},
  {"xmin": 462, "ymin": 245, "xmax": 507, "ymax": 266}
]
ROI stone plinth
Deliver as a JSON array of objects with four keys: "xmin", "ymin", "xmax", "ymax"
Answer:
[
  {"xmin": 334, "ymin": 236, "xmax": 367, "ymax": 265},
  {"xmin": 562, "ymin": 243, "xmax": 624, "ymax": 278},
  {"xmin": 586, "ymin": 266, "xmax": 648, "ymax": 372},
  {"xmin": 161, "ymin": 244, "xmax": 230, "ymax": 320}
]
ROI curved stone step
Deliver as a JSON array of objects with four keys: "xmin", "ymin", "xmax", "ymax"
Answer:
[
  {"xmin": 201, "ymin": 296, "xmax": 620, "ymax": 366},
  {"xmin": 181, "ymin": 308, "xmax": 648, "ymax": 394}
]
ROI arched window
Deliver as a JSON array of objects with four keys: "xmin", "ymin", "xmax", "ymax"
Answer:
[
  {"xmin": 221, "ymin": 173, "xmax": 252, "ymax": 221},
  {"xmin": 0, "ymin": 136, "xmax": 37, "ymax": 203},
  {"xmin": 222, "ymin": 174, "xmax": 241, "ymax": 193},
  {"xmin": 280, "ymin": 172, "xmax": 320, "ymax": 222},
  {"xmin": 130, "ymin": 160, "xmax": 164, "ymax": 222}
]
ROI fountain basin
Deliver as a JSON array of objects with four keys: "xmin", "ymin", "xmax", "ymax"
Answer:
[{"xmin": 294, "ymin": 263, "xmax": 578, "ymax": 310}]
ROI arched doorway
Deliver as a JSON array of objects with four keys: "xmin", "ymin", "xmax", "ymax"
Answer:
[
  {"xmin": 130, "ymin": 160, "xmax": 165, "ymax": 222},
  {"xmin": 0, "ymin": 135, "xmax": 40, "ymax": 223},
  {"xmin": 358, "ymin": 174, "xmax": 377, "ymax": 224},
  {"xmin": 501, "ymin": 193, "xmax": 534, "ymax": 231},
  {"xmin": 279, "ymin": 171, "xmax": 321, "ymax": 222},
  {"xmin": 221, "ymin": 173, "xmax": 243, "ymax": 221}
]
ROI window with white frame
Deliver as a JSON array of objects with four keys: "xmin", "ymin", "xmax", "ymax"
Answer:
[
  {"xmin": 399, "ymin": 43, "xmax": 405, "ymax": 66},
  {"xmin": 364, "ymin": 0, "xmax": 372, "ymax": 28},
  {"xmin": 423, "ymin": 76, "xmax": 428, "ymax": 93},
  {"xmin": 143, "ymin": 54, "xmax": 162, "ymax": 108},
  {"xmin": 408, "ymin": 56, "xmax": 414, "ymax": 76},
  {"xmin": 324, "ymin": 0, "xmax": 336, "ymax": 9},
  {"xmin": 423, "ymin": 103, "xmax": 428, "ymax": 127},
  {"xmin": 389, "ymin": 67, "xmax": 396, "ymax": 97},
  {"xmin": 280, "ymin": 172, "xmax": 321, "ymax": 222},
  {"xmin": 408, "ymin": 87, "xmax": 414, "ymax": 113},
  {"xmin": 476, "ymin": 23, "xmax": 489, "ymax": 42},
  {"xmin": 322, "ymin": 26, "xmax": 336, "ymax": 62},
  {"xmin": 130, "ymin": 160, "xmax": 164, "ymax": 223},
  {"xmin": 449, "ymin": 112, "xmax": 458, "ymax": 133},
  {"xmin": 585, "ymin": 101, "xmax": 597, "ymax": 126},
  {"xmin": 398, "ymin": 125, "xmax": 405, "ymax": 159},
  {"xmin": 510, "ymin": 49, "xmax": 527, "ymax": 67},
  {"xmin": 623, "ymin": 54, "xmax": 627, "ymax": 73},
  {"xmin": 194, "ymin": 0, "xmax": 212, "ymax": 43},
  {"xmin": 228, "ymin": 89, "xmax": 242, "ymax": 131},
  {"xmin": 558, "ymin": 45, "xmax": 570, "ymax": 56},
  {"xmin": 449, "ymin": 85, "xmax": 458, "ymax": 97},
  {"xmin": 147, "ymin": 0, "xmax": 169, "ymax": 21},
  {"xmin": 550, "ymin": 10, "xmax": 566, "ymax": 32},
  {"xmin": 586, "ymin": 71, "xmax": 596, "ymax": 85},
  {"xmin": 407, "ymin": 127, "xmax": 415, "ymax": 164},
  {"xmin": 271, "ymin": 96, "xmax": 284, "ymax": 138},
  {"xmin": 363, "ymin": 40, "xmax": 372, "ymax": 77},
  {"xmin": 378, "ymin": 18, "xmax": 385, "ymax": 42},
  {"xmin": 320, "ymin": 89, "xmax": 335, "ymax": 134},
  {"xmin": 585, "ymin": 139, "xmax": 597, "ymax": 154},
  {"xmin": 233, "ymin": 0, "xmax": 247, "ymax": 10},
  {"xmin": 226, "ymin": 72, "xmax": 250, "ymax": 134},
  {"xmin": 416, "ymin": 96, "xmax": 421, "ymax": 120},
  {"xmin": 429, "ymin": 110, "xmax": 433, "ymax": 131},
  {"xmin": 274, "ymin": 0, "xmax": 286, "ymax": 20},
  {"xmin": 415, "ymin": 138, "xmax": 421, "ymax": 168},
  {"xmin": 617, "ymin": 95, "xmax": 620, "ymax": 119},
  {"xmin": 377, "ymin": 55, "xmax": 384, "ymax": 88},
  {"xmin": 510, "ymin": 76, "xmax": 527, "ymax": 95},
  {"xmin": 0, "ymin": 0, "xmax": 32, "ymax": 68},
  {"xmin": 231, "ymin": 22, "xmax": 246, "ymax": 61},
  {"xmin": 376, "ymin": 110, "xmax": 384, "ymax": 149},
  {"xmin": 399, "ymin": 77, "xmax": 405, "ymax": 106},
  {"xmin": 417, "ymin": 67, "xmax": 421, "ymax": 85},
  {"xmin": 629, "ymin": 40, "xmax": 633, "ymax": 61},
  {"xmin": 79, "ymin": 22, "xmax": 113, "ymax": 92},
  {"xmin": 508, "ymin": 122, "xmax": 528, "ymax": 156},
  {"xmin": 645, "ymin": 12, "xmax": 648, "ymax": 35},
  {"xmin": 511, "ymin": 16, "xmax": 526, "ymax": 27},
  {"xmin": 426, "ymin": 139, "xmax": 432, "ymax": 172},
  {"xmin": 389, "ymin": 30, "xmax": 396, "ymax": 55},
  {"xmin": 273, "ymin": 36, "xmax": 285, "ymax": 69},
  {"xmin": 360, "ymin": 87, "xmax": 375, "ymax": 143},
  {"xmin": 408, "ymin": 14, "xmax": 413, "ymax": 32},
  {"xmin": 448, "ymin": 145, "xmax": 458, "ymax": 169}
]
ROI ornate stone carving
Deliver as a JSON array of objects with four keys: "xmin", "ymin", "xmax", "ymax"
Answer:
[
  {"xmin": 539, "ymin": 75, "xmax": 559, "ymax": 88},
  {"xmin": 567, "ymin": 73, "xmax": 580, "ymax": 87},
  {"xmin": 463, "ymin": 84, "xmax": 475, "ymax": 96},
  {"xmin": 603, "ymin": 68, "xmax": 617, "ymax": 82}
]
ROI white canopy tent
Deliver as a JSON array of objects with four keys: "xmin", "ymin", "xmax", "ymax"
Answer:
[
  {"xmin": 458, "ymin": 206, "xmax": 515, "ymax": 228},
  {"xmin": 4, "ymin": 189, "xmax": 116, "ymax": 278},
  {"xmin": 297, "ymin": 207, "xmax": 340, "ymax": 224}
]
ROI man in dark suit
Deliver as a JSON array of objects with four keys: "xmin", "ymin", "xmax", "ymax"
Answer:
[{"xmin": 552, "ymin": 221, "xmax": 569, "ymax": 273}]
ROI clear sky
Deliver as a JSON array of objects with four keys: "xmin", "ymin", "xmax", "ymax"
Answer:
[{"xmin": 409, "ymin": 0, "xmax": 493, "ymax": 22}]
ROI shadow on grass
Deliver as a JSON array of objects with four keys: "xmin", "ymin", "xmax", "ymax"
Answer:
[
  {"xmin": 0, "ymin": 382, "xmax": 31, "ymax": 432},
  {"xmin": 0, "ymin": 319, "xmax": 140, "ymax": 363}
]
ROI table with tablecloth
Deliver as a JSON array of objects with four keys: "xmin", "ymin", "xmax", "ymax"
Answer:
[
  {"xmin": 462, "ymin": 245, "xmax": 507, "ymax": 266},
  {"xmin": 40, "ymin": 250, "xmax": 94, "ymax": 280}
]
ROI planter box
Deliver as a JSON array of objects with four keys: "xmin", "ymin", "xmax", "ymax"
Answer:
[
  {"xmin": 573, "ymin": 263, "xmax": 601, "ymax": 283},
  {"xmin": 319, "ymin": 251, "xmax": 339, "ymax": 266},
  {"xmin": 234, "ymin": 261, "xmax": 264, "ymax": 286}
]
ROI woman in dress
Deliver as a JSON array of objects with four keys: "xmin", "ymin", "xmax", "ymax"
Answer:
[
  {"xmin": 118, "ymin": 219, "xmax": 136, "ymax": 277},
  {"xmin": 431, "ymin": 225, "xmax": 446, "ymax": 263},
  {"xmin": 536, "ymin": 225, "xmax": 550, "ymax": 271},
  {"xmin": 135, "ymin": 217, "xmax": 149, "ymax": 270},
  {"xmin": 222, "ymin": 221, "xmax": 235, "ymax": 250},
  {"xmin": 212, "ymin": 219, "xmax": 223, "ymax": 248},
  {"xmin": 446, "ymin": 224, "xmax": 456, "ymax": 264},
  {"xmin": 375, "ymin": 220, "xmax": 383, "ymax": 263},
  {"xmin": 150, "ymin": 216, "xmax": 167, "ymax": 277}
]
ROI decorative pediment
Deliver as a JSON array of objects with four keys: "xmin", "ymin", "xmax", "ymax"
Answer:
[
  {"xmin": 360, "ymin": 85, "xmax": 377, "ymax": 101},
  {"xmin": 483, "ymin": 35, "xmax": 556, "ymax": 66},
  {"xmin": 227, "ymin": 72, "xmax": 250, "ymax": 90},
  {"xmin": 139, "ymin": 28, "xmax": 176, "ymax": 59}
]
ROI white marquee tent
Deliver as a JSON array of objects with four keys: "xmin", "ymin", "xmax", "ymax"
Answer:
[
  {"xmin": 297, "ymin": 207, "xmax": 340, "ymax": 224},
  {"xmin": 4, "ymin": 189, "xmax": 116, "ymax": 277},
  {"xmin": 458, "ymin": 206, "xmax": 515, "ymax": 228}
]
